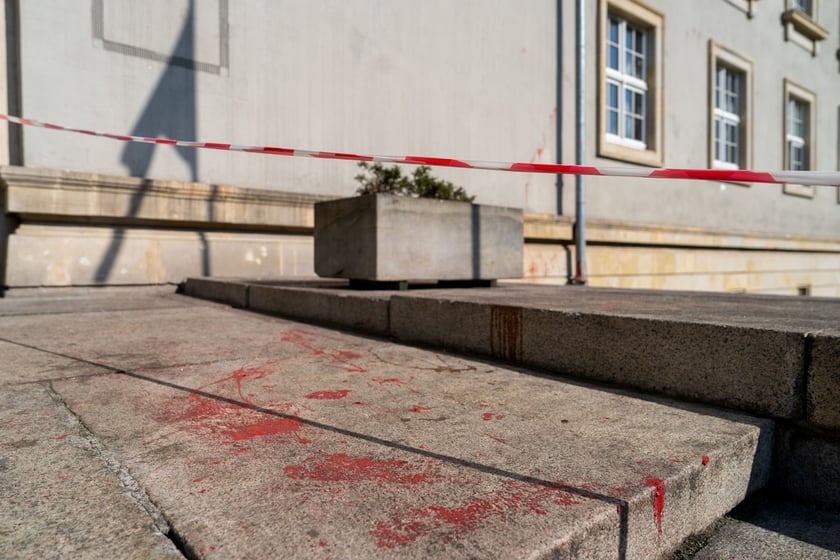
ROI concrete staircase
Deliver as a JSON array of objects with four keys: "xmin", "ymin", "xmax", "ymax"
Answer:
[{"xmin": 181, "ymin": 278, "xmax": 840, "ymax": 558}]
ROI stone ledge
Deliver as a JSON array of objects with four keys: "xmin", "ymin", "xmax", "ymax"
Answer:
[{"xmin": 1, "ymin": 165, "xmax": 330, "ymax": 231}]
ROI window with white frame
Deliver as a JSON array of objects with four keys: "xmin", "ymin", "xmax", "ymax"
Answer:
[
  {"xmin": 599, "ymin": 0, "xmax": 663, "ymax": 167},
  {"xmin": 708, "ymin": 42, "xmax": 752, "ymax": 175},
  {"xmin": 606, "ymin": 17, "xmax": 648, "ymax": 148},
  {"xmin": 714, "ymin": 66, "xmax": 742, "ymax": 168},
  {"xmin": 783, "ymin": 79, "xmax": 817, "ymax": 197},
  {"xmin": 787, "ymin": 97, "xmax": 808, "ymax": 171}
]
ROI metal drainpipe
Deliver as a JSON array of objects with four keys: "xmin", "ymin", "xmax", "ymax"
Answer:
[{"xmin": 573, "ymin": 0, "xmax": 588, "ymax": 285}]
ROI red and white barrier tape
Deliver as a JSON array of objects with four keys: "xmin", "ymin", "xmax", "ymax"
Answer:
[{"xmin": 3, "ymin": 113, "xmax": 839, "ymax": 187}]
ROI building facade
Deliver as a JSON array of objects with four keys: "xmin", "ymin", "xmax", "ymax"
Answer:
[{"xmin": 1, "ymin": 0, "xmax": 839, "ymax": 294}]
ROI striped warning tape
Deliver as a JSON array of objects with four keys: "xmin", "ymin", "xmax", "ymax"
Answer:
[{"xmin": 3, "ymin": 113, "xmax": 839, "ymax": 187}]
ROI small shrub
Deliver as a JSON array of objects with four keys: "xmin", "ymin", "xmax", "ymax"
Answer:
[{"xmin": 355, "ymin": 162, "xmax": 474, "ymax": 202}]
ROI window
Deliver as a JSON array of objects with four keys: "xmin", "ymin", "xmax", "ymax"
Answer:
[
  {"xmin": 783, "ymin": 79, "xmax": 817, "ymax": 198},
  {"xmin": 791, "ymin": 0, "xmax": 813, "ymax": 16},
  {"xmin": 782, "ymin": 0, "xmax": 829, "ymax": 55},
  {"xmin": 708, "ymin": 42, "xmax": 753, "ymax": 176},
  {"xmin": 715, "ymin": 68, "xmax": 742, "ymax": 168},
  {"xmin": 598, "ymin": 0, "xmax": 663, "ymax": 166}
]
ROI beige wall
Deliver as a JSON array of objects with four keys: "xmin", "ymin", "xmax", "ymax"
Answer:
[{"xmin": 558, "ymin": 0, "xmax": 840, "ymax": 240}]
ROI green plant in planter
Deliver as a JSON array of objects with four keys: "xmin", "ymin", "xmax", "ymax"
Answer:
[{"xmin": 354, "ymin": 162, "xmax": 474, "ymax": 202}]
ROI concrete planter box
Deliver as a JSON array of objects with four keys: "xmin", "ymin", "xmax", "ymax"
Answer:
[{"xmin": 314, "ymin": 194, "xmax": 523, "ymax": 283}]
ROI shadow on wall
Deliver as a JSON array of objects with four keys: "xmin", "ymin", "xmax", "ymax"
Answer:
[{"xmin": 96, "ymin": 0, "xmax": 210, "ymax": 283}]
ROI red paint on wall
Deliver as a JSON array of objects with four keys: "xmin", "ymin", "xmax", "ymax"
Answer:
[
  {"xmin": 285, "ymin": 453, "xmax": 441, "ymax": 484},
  {"xmin": 645, "ymin": 477, "xmax": 665, "ymax": 539},
  {"xmin": 373, "ymin": 480, "xmax": 582, "ymax": 548},
  {"xmin": 305, "ymin": 389, "xmax": 351, "ymax": 400},
  {"xmin": 482, "ymin": 412, "xmax": 505, "ymax": 421}
]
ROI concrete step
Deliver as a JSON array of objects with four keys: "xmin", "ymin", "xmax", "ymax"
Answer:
[
  {"xmin": 181, "ymin": 278, "xmax": 840, "ymax": 513},
  {"xmin": 0, "ymin": 289, "xmax": 774, "ymax": 559},
  {"xmin": 181, "ymin": 278, "xmax": 840, "ymax": 424},
  {"xmin": 672, "ymin": 492, "xmax": 840, "ymax": 560}
]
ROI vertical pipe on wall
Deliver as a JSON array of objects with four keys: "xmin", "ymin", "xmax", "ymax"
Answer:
[
  {"xmin": 556, "ymin": 0, "xmax": 564, "ymax": 216},
  {"xmin": 3, "ymin": 0, "xmax": 22, "ymax": 166},
  {"xmin": 573, "ymin": 0, "xmax": 588, "ymax": 284}
]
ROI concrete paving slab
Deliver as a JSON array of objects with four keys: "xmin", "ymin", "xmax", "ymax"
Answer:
[
  {"xmin": 0, "ymin": 303, "xmax": 324, "ymax": 373},
  {"xmin": 808, "ymin": 329, "xmax": 840, "ymax": 431},
  {"xmin": 0, "ymin": 285, "xmax": 187, "ymax": 317},
  {"xmin": 30, "ymin": 306, "xmax": 775, "ymax": 560},
  {"xmin": 0, "ymin": 384, "xmax": 181, "ymax": 559},
  {"xmin": 0, "ymin": 338, "xmax": 105, "ymax": 384},
  {"xmin": 683, "ymin": 493, "xmax": 840, "ymax": 559}
]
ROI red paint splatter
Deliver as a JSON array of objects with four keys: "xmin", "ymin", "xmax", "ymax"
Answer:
[
  {"xmin": 305, "ymin": 389, "xmax": 351, "ymax": 400},
  {"xmin": 373, "ymin": 480, "xmax": 582, "ymax": 547},
  {"xmin": 281, "ymin": 329, "xmax": 367, "ymax": 372},
  {"xmin": 372, "ymin": 377, "xmax": 404, "ymax": 385},
  {"xmin": 702, "ymin": 455, "xmax": 710, "ymax": 466},
  {"xmin": 54, "ymin": 434, "xmax": 68, "ymax": 441},
  {"xmin": 485, "ymin": 434, "xmax": 510, "ymax": 446},
  {"xmin": 196, "ymin": 366, "xmax": 272, "ymax": 405},
  {"xmin": 285, "ymin": 453, "xmax": 441, "ymax": 484},
  {"xmin": 410, "ymin": 405, "xmax": 431, "ymax": 413},
  {"xmin": 645, "ymin": 477, "xmax": 665, "ymax": 539},
  {"xmin": 482, "ymin": 412, "xmax": 505, "ymax": 421},
  {"xmin": 222, "ymin": 415, "xmax": 311, "ymax": 444},
  {"xmin": 193, "ymin": 478, "xmax": 202, "ymax": 483},
  {"xmin": 160, "ymin": 391, "xmax": 311, "ymax": 445}
]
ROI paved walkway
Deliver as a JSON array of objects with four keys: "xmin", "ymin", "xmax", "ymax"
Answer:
[{"xmin": 0, "ymin": 286, "xmax": 837, "ymax": 559}]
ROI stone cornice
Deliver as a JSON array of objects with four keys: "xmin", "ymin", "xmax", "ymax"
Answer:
[{"xmin": 0, "ymin": 166, "xmax": 334, "ymax": 231}]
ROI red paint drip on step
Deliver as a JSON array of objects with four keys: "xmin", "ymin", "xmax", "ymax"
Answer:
[
  {"xmin": 645, "ymin": 477, "xmax": 665, "ymax": 539},
  {"xmin": 702, "ymin": 455, "xmax": 710, "ymax": 466},
  {"xmin": 410, "ymin": 405, "xmax": 431, "ymax": 413},
  {"xmin": 305, "ymin": 389, "xmax": 351, "ymax": 400},
  {"xmin": 482, "ymin": 412, "xmax": 505, "ymax": 421}
]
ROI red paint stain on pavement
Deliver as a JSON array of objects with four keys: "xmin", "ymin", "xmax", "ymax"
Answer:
[
  {"xmin": 281, "ymin": 329, "xmax": 367, "ymax": 372},
  {"xmin": 161, "ymin": 390, "xmax": 312, "ymax": 445},
  {"xmin": 485, "ymin": 434, "xmax": 511, "ymax": 446},
  {"xmin": 482, "ymin": 412, "xmax": 505, "ymax": 421},
  {"xmin": 222, "ymin": 415, "xmax": 311, "ymax": 444},
  {"xmin": 305, "ymin": 389, "xmax": 351, "ymax": 400},
  {"xmin": 410, "ymin": 405, "xmax": 431, "ymax": 413},
  {"xmin": 285, "ymin": 453, "xmax": 441, "ymax": 484},
  {"xmin": 645, "ymin": 477, "xmax": 665, "ymax": 539},
  {"xmin": 54, "ymin": 434, "xmax": 68, "ymax": 441},
  {"xmin": 372, "ymin": 377, "xmax": 404, "ymax": 385},
  {"xmin": 702, "ymin": 455, "xmax": 710, "ymax": 466},
  {"xmin": 373, "ymin": 480, "xmax": 582, "ymax": 548}
]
